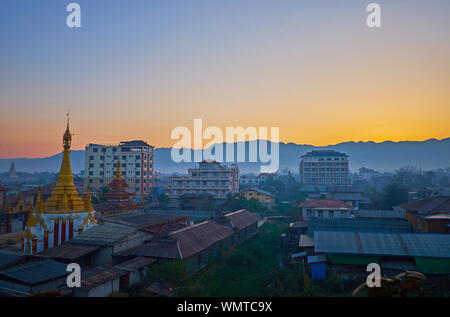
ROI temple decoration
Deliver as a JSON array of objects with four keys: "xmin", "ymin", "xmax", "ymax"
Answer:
[
  {"xmin": 95, "ymin": 160, "xmax": 139, "ymax": 215},
  {"xmin": 22, "ymin": 116, "xmax": 97, "ymax": 254},
  {"xmin": 4, "ymin": 190, "xmax": 32, "ymax": 233}
]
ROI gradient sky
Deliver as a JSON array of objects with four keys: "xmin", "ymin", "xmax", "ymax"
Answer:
[{"xmin": 0, "ymin": 0, "xmax": 449, "ymax": 158}]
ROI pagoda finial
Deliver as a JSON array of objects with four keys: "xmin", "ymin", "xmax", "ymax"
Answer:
[
  {"xmin": 33, "ymin": 186, "xmax": 45, "ymax": 213},
  {"xmin": 84, "ymin": 185, "xmax": 94, "ymax": 213},
  {"xmin": 63, "ymin": 110, "xmax": 72, "ymax": 150},
  {"xmin": 114, "ymin": 160, "xmax": 122, "ymax": 180}
]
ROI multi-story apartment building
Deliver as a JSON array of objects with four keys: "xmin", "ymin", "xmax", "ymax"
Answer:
[
  {"xmin": 84, "ymin": 140, "xmax": 154, "ymax": 197},
  {"xmin": 299, "ymin": 150, "xmax": 350, "ymax": 186},
  {"xmin": 166, "ymin": 160, "xmax": 239, "ymax": 200}
]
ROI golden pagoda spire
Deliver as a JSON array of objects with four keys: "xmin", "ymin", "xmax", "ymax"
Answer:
[
  {"xmin": 33, "ymin": 187, "xmax": 45, "ymax": 213},
  {"xmin": 84, "ymin": 185, "xmax": 94, "ymax": 213},
  {"xmin": 114, "ymin": 160, "xmax": 121, "ymax": 180},
  {"xmin": 45, "ymin": 115, "xmax": 85, "ymax": 212}
]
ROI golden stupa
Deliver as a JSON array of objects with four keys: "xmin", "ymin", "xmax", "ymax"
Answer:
[{"xmin": 44, "ymin": 118, "xmax": 91, "ymax": 213}]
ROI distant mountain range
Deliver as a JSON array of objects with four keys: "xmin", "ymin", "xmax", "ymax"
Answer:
[{"xmin": 1, "ymin": 138, "xmax": 449, "ymax": 175}]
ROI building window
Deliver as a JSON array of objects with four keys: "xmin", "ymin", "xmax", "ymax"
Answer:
[
  {"xmin": 89, "ymin": 156, "xmax": 94, "ymax": 161},
  {"xmin": 122, "ymin": 155, "xmax": 126, "ymax": 161}
]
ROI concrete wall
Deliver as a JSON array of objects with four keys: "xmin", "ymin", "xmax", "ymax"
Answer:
[{"xmin": 301, "ymin": 208, "xmax": 352, "ymax": 220}]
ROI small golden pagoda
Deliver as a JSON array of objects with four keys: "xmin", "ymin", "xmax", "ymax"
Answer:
[{"xmin": 99, "ymin": 160, "xmax": 134, "ymax": 202}]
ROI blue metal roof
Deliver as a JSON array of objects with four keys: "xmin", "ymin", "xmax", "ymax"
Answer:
[
  {"xmin": 0, "ymin": 260, "xmax": 68, "ymax": 285},
  {"xmin": 314, "ymin": 231, "xmax": 450, "ymax": 258},
  {"xmin": 0, "ymin": 251, "xmax": 23, "ymax": 269},
  {"xmin": 307, "ymin": 218, "xmax": 411, "ymax": 235},
  {"xmin": 70, "ymin": 224, "xmax": 137, "ymax": 246}
]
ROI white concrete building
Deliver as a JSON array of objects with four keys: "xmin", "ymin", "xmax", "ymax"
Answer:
[
  {"xmin": 298, "ymin": 199, "xmax": 354, "ymax": 220},
  {"xmin": 299, "ymin": 150, "xmax": 350, "ymax": 186},
  {"xmin": 166, "ymin": 160, "xmax": 239, "ymax": 200},
  {"xmin": 84, "ymin": 140, "xmax": 154, "ymax": 197}
]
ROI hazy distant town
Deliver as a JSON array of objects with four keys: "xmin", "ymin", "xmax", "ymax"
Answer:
[{"xmin": 0, "ymin": 123, "xmax": 449, "ymax": 297}]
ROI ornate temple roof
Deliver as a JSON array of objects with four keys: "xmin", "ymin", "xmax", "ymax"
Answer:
[{"xmin": 99, "ymin": 160, "xmax": 134, "ymax": 200}]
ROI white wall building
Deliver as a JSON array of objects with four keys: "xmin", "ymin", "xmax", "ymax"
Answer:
[
  {"xmin": 299, "ymin": 150, "xmax": 350, "ymax": 186},
  {"xmin": 298, "ymin": 199, "xmax": 354, "ymax": 220},
  {"xmin": 84, "ymin": 140, "xmax": 154, "ymax": 197},
  {"xmin": 166, "ymin": 160, "xmax": 239, "ymax": 200}
]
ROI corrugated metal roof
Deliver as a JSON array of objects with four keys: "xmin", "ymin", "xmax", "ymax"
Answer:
[
  {"xmin": 38, "ymin": 244, "xmax": 99, "ymax": 260},
  {"xmin": 70, "ymin": 224, "xmax": 137, "ymax": 246},
  {"xmin": 121, "ymin": 240, "xmax": 181, "ymax": 259},
  {"xmin": 225, "ymin": 209, "xmax": 261, "ymax": 230},
  {"xmin": 401, "ymin": 196, "xmax": 450, "ymax": 215},
  {"xmin": 0, "ymin": 260, "xmax": 67, "ymax": 285},
  {"xmin": 315, "ymin": 231, "xmax": 450, "ymax": 258},
  {"xmin": 307, "ymin": 218, "xmax": 411, "ymax": 235},
  {"xmin": 115, "ymin": 257, "xmax": 156, "ymax": 272},
  {"xmin": 80, "ymin": 265, "xmax": 126, "ymax": 291},
  {"xmin": 0, "ymin": 251, "xmax": 23, "ymax": 269},
  {"xmin": 299, "ymin": 199, "xmax": 353, "ymax": 210},
  {"xmin": 327, "ymin": 192, "xmax": 370, "ymax": 203},
  {"xmin": 105, "ymin": 212, "xmax": 187, "ymax": 229},
  {"xmin": 170, "ymin": 220, "xmax": 234, "ymax": 258},
  {"xmin": 307, "ymin": 255, "xmax": 327, "ymax": 264},
  {"xmin": 353, "ymin": 209, "xmax": 406, "ymax": 219}
]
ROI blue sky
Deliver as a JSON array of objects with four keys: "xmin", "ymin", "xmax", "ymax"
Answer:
[{"xmin": 0, "ymin": 0, "xmax": 449, "ymax": 157}]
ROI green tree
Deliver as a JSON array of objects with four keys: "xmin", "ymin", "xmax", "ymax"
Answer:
[{"xmin": 382, "ymin": 183, "xmax": 409, "ymax": 209}]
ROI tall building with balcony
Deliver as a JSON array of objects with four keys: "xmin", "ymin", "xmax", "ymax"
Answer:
[
  {"xmin": 84, "ymin": 141, "xmax": 154, "ymax": 197},
  {"xmin": 299, "ymin": 150, "xmax": 350, "ymax": 186},
  {"xmin": 166, "ymin": 160, "xmax": 239, "ymax": 200}
]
